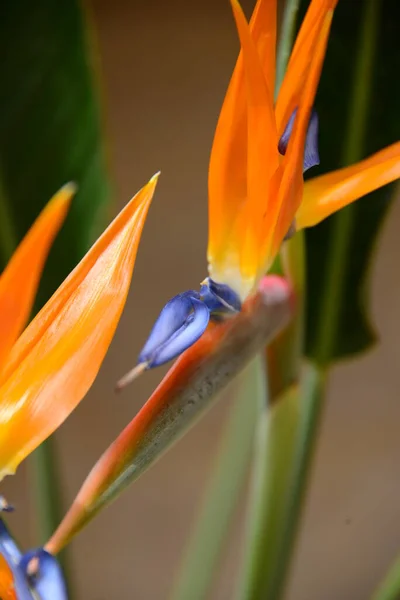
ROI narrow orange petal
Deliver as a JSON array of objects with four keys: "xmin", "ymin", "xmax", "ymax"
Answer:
[
  {"xmin": 249, "ymin": 0, "xmax": 277, "ymax": 98},
  {"xmin": 231, "ymin": 0, "xmax": 279, "ymax": 259},
  {"xmin": 275, "ymin": 0, "xmax": 338, "ymax": 135},
  {"xmin": 208, "ymin": 0, "xmax": 277, "ymax": 282},
  {"xmin": 296, "ymin": 143, "xmax": 400, "ymax": 228},
  {"xmin": 260, "ymin": 10, "xmax": 334, "ymax": 272},
  {"xmin": 0, "ymin": 185, "xmax": 73, "ymax": 370},
  {"xmin": 0, "ymin": 174, "xmax": 158, "ymax": 478}
]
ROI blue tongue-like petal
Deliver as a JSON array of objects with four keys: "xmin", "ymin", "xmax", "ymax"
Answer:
[
  {"xmin": 20, "ymin": 549, "xmax": 67, "ymax": 600},
  {"xmin": 138, "ymin": 292, "xmax": 209, "ymax": 368},
  {"xmin": 0, "ymin": 518, "xmax": 67, "ymax": 599},
  {"xmin": 278, "ymin": 108, "xmax": 320, "ymax": 172},
  {"xmin": 200, "ymin": 278, "xmax": 242, "ymax": 314}
]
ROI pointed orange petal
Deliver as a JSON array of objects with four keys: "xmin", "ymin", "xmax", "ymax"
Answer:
[
  {"xmin": 296, "ymin": 143, "xmax": 400, "ymax": 228},
  {"xmin": 230, "ymin": 0, "xmax": 279, "ymax": 284},
  {"xmin": 0, "ymin": 185, "xmax": 73, "ymax": 369},
  {"xmin": 260, "ymin": 10, "xmax": 334, "ymax": 271},
  {"xmin": 275, "ymin": 0, "xmax": 338, "ymax": 135},
  {"xmin": 250, "ymin": 0, "xmax": 277, "ymax": 92},
  {"xmin": 0, "ymin": 174, "xmax": 158, "ymax": 478},
  {"xmin": 208, "ymin": 0, "xmax": 277, "ymax": 283}
]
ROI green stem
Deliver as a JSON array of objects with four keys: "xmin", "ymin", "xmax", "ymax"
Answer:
[
  {"xmin": 373, "ymin": 557, "xmax": 400, "ymax": 600},
  {"xmin": 170, "ymin": 356, "xmax": 266, "ymax": 600},
  {"xmin": 265, "ymin": 364, "xmax": 324, "ymax": 599},
  {"xmin": 237, "ymin": 373, "xmax": 311, "ymax": 600},
  {"xmin": 275, "ymin": 0, "xmax": 301, "ymax": 95},
  {"xmin": 30, "ymin": 441, "xmax": 66, "ymax": 546},
  {"xmin": 270, "ymin": 230, "xmax": 306, "ymax": 398}
]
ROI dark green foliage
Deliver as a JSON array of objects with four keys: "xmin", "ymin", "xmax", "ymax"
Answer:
[
  {"xmin": 0, "ymin": 0, "xmax": 110, "ymax": 304},
  {"xmin": 305, "ymin": 0, "xmax": 400, "ymax": 360}
]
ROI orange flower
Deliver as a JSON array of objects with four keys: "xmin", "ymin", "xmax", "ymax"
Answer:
[
  {"xmin": 208, "ymin": 0, "xmax": 400, "ymax": 299},
  {"xmin": 0, "ymin": 174, "xmax": 158, "ymax": 479}
]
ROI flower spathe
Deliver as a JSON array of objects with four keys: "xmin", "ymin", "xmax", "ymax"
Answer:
[{"xmin": 0, "ymin": 174, "xmax": 158, "ymax": 479}]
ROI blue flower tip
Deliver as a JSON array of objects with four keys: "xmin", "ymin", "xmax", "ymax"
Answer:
[
  {"xmin": 200, "ymin": 278, "xmax": 241, "ymax": 315},
  {"xmin": 279, "ymin": 107, "xmax": 320, "ymax": 173}
]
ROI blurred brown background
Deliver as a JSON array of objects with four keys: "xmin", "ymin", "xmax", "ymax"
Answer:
[{"xmin": 4, "ymin": 0, "xmax": 400, "ymax": 598}]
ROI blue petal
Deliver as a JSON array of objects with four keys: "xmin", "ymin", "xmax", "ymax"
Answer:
[
  {"xmin": 20, "ymin": 549, "xmax": 67, "ymax": 600},
  {"xmin": 278, "ymin": 108, "xmax": 320, "ymax": 172},
  {"xmin": 0, "ymin": 519, "xmax": 21, "ymax": 564},
  {"xmin": 138, "ymin": 292, "xmax": 209, "ymax": 367},
  {"xmin": 0, "ymin": 520, "xmax": 34, "ymax": 600},
  {"xmin": 138, "ymin": 291, "xmax": 199, "ymax": 364},
  {"xmin": 303, "ymin": 110, "xmax": 320, "ymax": 172},
  {"xmin": 200, "ymin": 278, "xmax": 242, "ymax": 315},
  {"xmin": 150, "ymin": 299, "xmax": 210, "ymax": 367}
]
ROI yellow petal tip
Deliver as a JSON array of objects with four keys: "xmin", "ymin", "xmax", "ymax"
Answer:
[{"xmin": 150, "ymin": 171, "xmax": 161, "ymax": 183}]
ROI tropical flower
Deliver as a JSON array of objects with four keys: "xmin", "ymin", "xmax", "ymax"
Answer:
[
  {"xmin": 0, "ymin": 175, "xmax": 158, "ymax": 596},
  {"xmin": 122, "ymin": 0, "xmax": 400, "ymax": 381}
]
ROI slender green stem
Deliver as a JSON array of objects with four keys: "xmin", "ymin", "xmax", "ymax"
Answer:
[
  {"xmin": 30, "ymin": 440, "xmax": 65, "ymax": 546},
  {"xmin": 373, "ymin": 557, "xmax": 400, "ymax": 600},
  {"xmin": 275, "ymin": 0, "xmax": 301, "ymax": 95},
  {"xmin": 237, "ymin": 377, "xmax": 305, "ymax": 600},
  {"xmin": 265, "ymin": 364, "xmax": 324, "ymax": 599},
  {"xmin": 268, "ymin": 231, "xmax": 305, "ymax": 399},
  {"xmin": 170, "ymin": 357, "xmax": 266, "ymax": 600}
]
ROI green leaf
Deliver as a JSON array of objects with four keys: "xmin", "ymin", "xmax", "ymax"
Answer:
[
  {"xmin": 0, "ymin": 0, "xmax": 110, "ymax": 555},
  {"xmin": 0, "ymin": 0, "xmax": 110, "ymax": 282},
  {"xmin": 305, "ymin": 0, "xmax": 400, "ymax": 362}
]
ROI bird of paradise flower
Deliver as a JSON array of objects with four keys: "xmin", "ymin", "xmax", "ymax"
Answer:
[
  {"xmin": 117, "ymin": 0, "xmax": 400, "ymax": 383},
  {"xmin": 43, "ymin": 0, "xmax": 400, "ymax": 561}
]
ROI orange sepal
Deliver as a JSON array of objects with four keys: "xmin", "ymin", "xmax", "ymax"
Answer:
[
  {"xmin": 0, "ymin": 185, "xmax": 74, "ymax": 370},
  {"xmin": 0, "ymin": 174, "xmax": 158, "ymax": 479},
  {"xmin": 229, "ymin": 0, "xmax": 279, "ymax": 281},
  {"xmin": 297, "ymin": 143, "xmax": 400, "ymax": 228},
  {"xmin": 208, "ymin": 0, "xmax": 277, "ymax": 281}
]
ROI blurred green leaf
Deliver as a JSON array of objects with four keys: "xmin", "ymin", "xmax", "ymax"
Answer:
[
  {"xmin": 373, "ymin": 556, "xmax": 400, "ymax": 600},
  {"xmin": 0, "ymin": 0, "xmax": 110, "ymax": 549},
  {"xmin": 305, "ymin": 0, "xmax": 400, "ymax": 362},
  {"xmin": 0, "ymin": 0, "xmax": 110, "ymax": 285}
]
